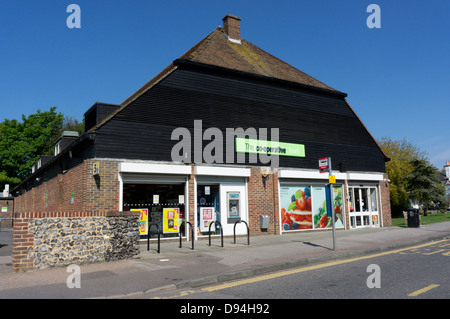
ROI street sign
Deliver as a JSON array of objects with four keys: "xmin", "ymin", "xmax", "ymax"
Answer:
[
  {"xmin": 319, "ymin": 157, "xmax": 329, "ymax": 173},
  {"xmin": 319, "ymin": 157, "xmax": 336, "ymax": 250}
]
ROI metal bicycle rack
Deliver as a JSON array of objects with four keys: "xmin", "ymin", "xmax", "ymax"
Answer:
[
  {"xmin": 233, "ymin": 220, "xmax": 250, "ymax": 245},
  {"xmin": 179, "ymin": 221, "xmax": 194, "ymax": 250},
  {"xmin": 147, "ymin": 222, "xmax": 161, "ymax": 253},
  {"xmin": 208, "ymin": 221, "xmax": 223, "ymax": 247}
]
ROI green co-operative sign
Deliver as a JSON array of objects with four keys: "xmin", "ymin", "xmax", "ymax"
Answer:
[{"xmin": 235, "ymin": 138, "xmax": 305, "ymax": 157}]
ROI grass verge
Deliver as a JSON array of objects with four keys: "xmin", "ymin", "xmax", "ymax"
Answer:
[{"xmin": 391, "ymin": 211, "xmax": 450, "ymax": 228}]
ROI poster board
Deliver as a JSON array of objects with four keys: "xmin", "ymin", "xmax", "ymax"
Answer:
[
  {"xmin": 200, "ymin": 207, "xmax": 216, "ymax": 232},
  {"xmin": 163, "ymin": 208, "xmax": 180, "ymax": 234},
  {"xmin": 132, "ymin": 208, "xmax": 149, "ymax": 235}
]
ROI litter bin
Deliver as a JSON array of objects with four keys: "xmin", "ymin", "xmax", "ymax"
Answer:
[{"xmin": 407, "ymin": 208, "xmax": 420, "ymax": 228}]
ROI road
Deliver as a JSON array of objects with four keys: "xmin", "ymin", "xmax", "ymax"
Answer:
[{"xmin": 141, "ymin": 239, "xmax": 450, "ymax": 301}]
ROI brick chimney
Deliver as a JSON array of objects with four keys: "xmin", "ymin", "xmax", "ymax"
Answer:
[{"xmin": 222, "ymin": 14, "xmax": 241, "ymax": 43}]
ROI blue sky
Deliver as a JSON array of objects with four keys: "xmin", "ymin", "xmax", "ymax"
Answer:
[{"xmin": 1, "ymin": 1, "xmax": 449, "ymax": 169}]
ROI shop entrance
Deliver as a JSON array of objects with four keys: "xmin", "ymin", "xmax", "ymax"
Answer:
[
  {"xmin": 197, "ymin": 181, "xmax": 248, "ymax": 237},
  {"xmin": 348, "ymin": 186, "xmax": 379, "ymax": 228}
]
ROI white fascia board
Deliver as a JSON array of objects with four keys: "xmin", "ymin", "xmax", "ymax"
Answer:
[
  {"xmin": 119, "ymin": 162, "xmax": 191, "ymax": 175},
  {"xmin": 278, "ymin": 169, "xmax": 343, "ymax": 180},
  {"xmin": 278, "ymin": 169, "xmax": 383, "ymax": 181},
  {"xmin": 195, "ymin": 166, "xmax": 251, "ymax": 177},
  {"xmin": 345, "ymin": 172, "xmax": 384, "ymax": 181}
]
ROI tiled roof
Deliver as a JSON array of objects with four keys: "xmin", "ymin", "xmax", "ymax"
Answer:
[
  {"xmin": 94, "ymin": 22, "xmax": 342, "ymax": 133},
  {"xmin": 179, "ymin": 26, "xmax": 339, "ymax": 92}
]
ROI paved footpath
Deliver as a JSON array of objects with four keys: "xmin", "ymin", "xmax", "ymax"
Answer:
[{"xmin": 0, "ymin": 222, "xmax": 449, "ymax": 299}]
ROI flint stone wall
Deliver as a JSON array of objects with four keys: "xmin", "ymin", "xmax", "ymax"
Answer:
[{"xmin": 13, "ymin": 212, "xmax": 140, "ymax": 272}]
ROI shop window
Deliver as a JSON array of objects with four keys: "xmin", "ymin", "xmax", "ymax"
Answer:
[
  {"xmin": 123, "ymin": 183, "xmax": 186, "ymax": 238},
  {"xmin": 349, "ymin": 187, "xmax": 378, "ymax": 214},
  {"xmin": 349, "ymin": 189, "xmax": 355, "ymax": 212},
  {"xmin": 197, "ymin": 185, "xmax": 221, "ymax": 235},
  {"xmin": 279, "ymin": 184, "xmax": 344, "ymax": 231},
  {"xmin": 361, "ymin": 188, "xmax": 368, "ymax": 212},
  {"xmin": 354, "ymin": 188, "xmax": 361, "ymax": 212},
  {"xmin": 370, "ymin": 188, "xmax": 378, "ymax": 212}
]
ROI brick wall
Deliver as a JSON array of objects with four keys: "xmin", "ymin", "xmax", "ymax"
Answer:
[
  {"xmin": 85, "ymin": 160, "xmax": 120, "ymax": 212},
  {"xmin": 14, "ymin": 161, "xmax": 88, "ymax": 213},
  {"xmin": 12, "ymin": 159, "xmax": 125, "ymax": 272},
  {"xmin": 188, "ymin": 165, "xmax": 195, "ymax": 227},
  {"xmin": 380, "ymin": 173, "xmax": 392, "ymax": 226},
  {"xmin": 247, "ymin": 167, "xmax": 280, "ymax": 235},
  {"xmin": 14, "ymin": 159, "xmax": 120, "ymax": 215}
]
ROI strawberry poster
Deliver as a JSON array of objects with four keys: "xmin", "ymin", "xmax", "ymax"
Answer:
[
  {"xmin": 280, "ymin": 185, "xmax": 344, "ymax": 231},
  {"xmin": 280, "ymin": 186, "xmax": 313, "ymax": 230}
]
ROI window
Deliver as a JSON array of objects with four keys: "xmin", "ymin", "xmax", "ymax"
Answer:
[
  {"xmin": 280, "ymin": 184, "xmax": 344, "ymax": 231},
  {"xmin": 123, "ymin": 183, "xmax": 186, "ymax": 238}
]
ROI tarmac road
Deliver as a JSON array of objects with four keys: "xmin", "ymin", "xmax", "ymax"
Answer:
[
  {"xmin": 142, "ymin": 238, "xmax": 450, "ymax": 299},
  {"xmin": 0, "ymin": 222, "xmax": 449, "ymax": 299}
]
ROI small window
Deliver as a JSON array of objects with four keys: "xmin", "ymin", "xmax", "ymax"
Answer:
[{"xmin": 54, "ymin": 142, "xmax": 61, "ymax": 155}]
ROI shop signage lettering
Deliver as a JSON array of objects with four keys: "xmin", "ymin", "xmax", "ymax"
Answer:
[{"xmin": 235, "ymin": 138, "xmax": 305, "ymax": 157}]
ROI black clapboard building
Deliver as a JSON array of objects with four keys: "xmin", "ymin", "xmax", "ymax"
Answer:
[{"xmin": 14, "ymin": 15, "xmax": 391, "ymax": 248}]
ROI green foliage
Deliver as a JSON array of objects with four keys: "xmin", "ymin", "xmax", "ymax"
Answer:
[
  {"xmin": 0, "ymin": 107, "xmax": 64, "ymax": 189},
  {"xmin": 405, "ymin": 158, "xmax": 448, "ymax": 214},
  {"xmin": 377, "ymin": 137, "xmax": 426, "ymax": 217}
]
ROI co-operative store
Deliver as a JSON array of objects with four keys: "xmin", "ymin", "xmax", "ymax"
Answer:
[
  {"xmin": 12, "ymin": 15, "xmax": 391, "ymax": 270},
  {"xmin": 110, "ymin": 15, "xmax": 391, "ymax": 239}
]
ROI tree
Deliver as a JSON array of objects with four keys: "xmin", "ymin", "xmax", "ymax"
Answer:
[
  {"xmin": 377, "ymin": 137, "xmax": 426, "ymax": 216},
  {"xmin": 405, "ymin": 158, "xmax": 447, "ymax": 215},
  {"xmin": 0, "ymin": 107, "xmax": 64, "ymax": 189},
  {"xmin": 60, "ymin": 115, "xmax": 84, "ymax": 136}
]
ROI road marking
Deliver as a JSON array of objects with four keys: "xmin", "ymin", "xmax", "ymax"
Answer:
[
  {"xmin": 150, "ymin": 239, "xmax": 449, "ymax": 299},
  {"xmin": 203, "ymin": 239, "xmax": 449, "ymax": 292},
  {"xmin": 422, "ymin": 249, "xmax": 447, "ymax": 255},
  {"xmin": 408, "ymin": 284, "xmax": 440, "ymax": 297}
]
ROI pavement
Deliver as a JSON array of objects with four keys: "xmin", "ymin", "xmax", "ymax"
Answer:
[{"xmin": 0, "ymin": 221, "xmax": 450, "ymax": 299}]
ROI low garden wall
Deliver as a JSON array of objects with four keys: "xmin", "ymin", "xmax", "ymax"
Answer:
[{"xmin": 12, "ymin": 211, "xmax": 140, "ymax": 272}]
